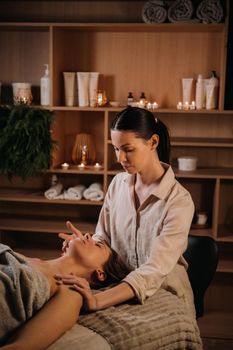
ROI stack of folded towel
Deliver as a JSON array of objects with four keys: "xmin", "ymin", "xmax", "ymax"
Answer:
[{"xmin": 44, "ymin": 182, "xmax": 104, "ymax": 202}]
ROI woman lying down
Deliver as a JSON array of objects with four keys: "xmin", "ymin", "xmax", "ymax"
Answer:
[{"xmin": 0, "ymin": 234, "xmax": 129, "ymax": 350}]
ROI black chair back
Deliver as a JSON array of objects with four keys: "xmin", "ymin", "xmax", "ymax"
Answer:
[{"xmin": 183, "ymin": 235, "xmax": 219, "ymax": 318}]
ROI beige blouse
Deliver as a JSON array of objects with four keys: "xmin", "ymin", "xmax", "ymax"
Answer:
[{"xmin": 93, "ymin": 163, "xmax": 195, "ymax": 304}]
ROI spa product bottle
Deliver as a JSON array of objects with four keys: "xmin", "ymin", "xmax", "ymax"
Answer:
[
  {"xmin": 195, "ymin": 74, "xmax": 205, "ymax": 109},
  {"xmin": 127, "ymin": 92, "xmax": 134, "ymax": 106},
  {"xmin": 182, "ymin": 78, "xmax": 193, "ymax": 104},
  {"xmin": 40, "ymin": 64, "xmax": 50, "ymax": 106},
  {"xmin": 206, "ymin": 70, "xmax": 219, "ymax": 110},
  {"xmin": 139, "ymin": 92, "xmax": 146, "ymax": 107}
]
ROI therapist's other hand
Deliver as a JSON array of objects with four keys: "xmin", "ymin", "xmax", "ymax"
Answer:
[
  {"xmin": 55, "ymin": 275, "xmax": 98, "ymax": 311},
  {"xmin": 59, "ymin": 221, "xmax": 83, "ymax": 254}
]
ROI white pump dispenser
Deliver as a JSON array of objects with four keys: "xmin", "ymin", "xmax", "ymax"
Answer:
[{"xmin": 40, "ymin": 64, "xmax": 50, "ymax": 106}]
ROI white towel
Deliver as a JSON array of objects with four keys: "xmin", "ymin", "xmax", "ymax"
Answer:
[
  {"xmin": 63, "ymin": 185, "xmax": 86, "ymax": 201},
  {"xmin": 83, "ymin": 183, "xmax": 104, "ymax": 202},
  {"xmin": 44, "ymin": 182, "xmax": 63, "ymax": 199}
]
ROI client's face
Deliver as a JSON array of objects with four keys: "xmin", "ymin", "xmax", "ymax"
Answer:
[{"xmin": 66, "ymin": 234, "xmax": 111, "ymax": 270}]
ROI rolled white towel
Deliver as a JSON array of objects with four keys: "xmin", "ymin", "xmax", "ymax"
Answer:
[
  {"xmin": 83, "ymin": 183, "xmax": 104, "ymax": 202},
  {"xmin": 63, "ymin": 185, "xmax": 86, "ymax": 200},
  {"xmin": 44, "ymin": 182, "xmax": 63, "ymax": 200}
]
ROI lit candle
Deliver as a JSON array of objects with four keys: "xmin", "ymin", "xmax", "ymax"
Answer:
[
  {"xmin": 94, "ymin": 162, "xmax": 101, "ymax": 170},
  {"xmin": 139, "ymin": 99, "xmax": 145, "ymax": 108},
  {"xmin": 190, "ymin": 101, "xmax": 196, "ymax": 110},
  {"xmin": 152, "ymin": 102, "xmax": 158, "ymax": 109},
  {"xmin": 147, "ymin": 102, "xmax": 152, "ymax": 110},
  {"xmin": 78, "ymin": 162, "xmax": 85, "ymax": 170},
  {"xmin": 96, "ymin": 91, "xmax": 107, "ymax": 107},
  {"xmin": 183, "ymin": 101, "xmax": 190, "ymax": 110},
  {"xmin": 97, "ymin": 94, "xmax": 103, "ymax": 106},
  {"xmin": 61, "ymin": 162, "xmax": 69, "ymax": 170},
  {"xmin": 177, "ymin": 102, "xmax": 183, "ymax": 110}
]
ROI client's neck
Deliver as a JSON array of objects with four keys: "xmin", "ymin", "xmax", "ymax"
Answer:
[
  {"xmin": 44, "ymin": 255, "xmax": 89, "ymax": 278},
  {"xmin": 31, "ymin": 255, "xmax": 91, "ymax": 281}
]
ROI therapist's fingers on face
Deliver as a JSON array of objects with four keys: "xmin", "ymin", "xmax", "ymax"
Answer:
[
  {"xmin": 66, "ymin": 221, "xmax": 83, "ymax": 237},
  {"xmin": 58, "ymin": 232, "xmax": 74, "ymax": 241}
]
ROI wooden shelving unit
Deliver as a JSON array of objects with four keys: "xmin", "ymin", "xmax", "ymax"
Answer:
[{"xmin": 0, "ymin": 0, "xmax": 232, "ymax": 340}]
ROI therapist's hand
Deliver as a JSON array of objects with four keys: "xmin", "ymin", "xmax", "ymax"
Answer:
[
  {"xmin": 59, "ymin": 221, "xmax": 83, "ymax": 254},
  {"xmin": 55, "ymin": 275, "xmax": 98, "ymax": 311}
]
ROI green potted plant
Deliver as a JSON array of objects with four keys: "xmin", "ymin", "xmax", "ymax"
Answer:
[{"xmin": 0, "ymin": 105, "xmax": 57, "ymax": 180}]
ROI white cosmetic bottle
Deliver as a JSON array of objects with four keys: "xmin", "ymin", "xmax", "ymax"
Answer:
[
  {"xmin": 40, "ymin": 64, "xmax": 50, "ymax": 106},
  {"xmin": 195, "ymin": 74, "xmax": 205, "ymax": 109},
  {"xmin": 206, "ymin": 70, "xmax": 219, "ymax": 110}
]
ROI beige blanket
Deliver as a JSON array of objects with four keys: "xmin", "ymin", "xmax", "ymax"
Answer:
[{"xmin": 78, "ymin": 288, "xmax": 202, "ymax": 350}]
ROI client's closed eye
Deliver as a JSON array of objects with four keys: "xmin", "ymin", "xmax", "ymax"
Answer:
[{"xmin": 95, "ymin": 242, "xmax": 104, "ymax": 248}]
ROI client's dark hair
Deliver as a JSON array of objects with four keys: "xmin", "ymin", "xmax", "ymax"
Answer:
[
  {"xmin": 91, "ymin": 245, "xmax": 131, "ymax": 289},
  {"xmin": 111, "ymin": 106, "xmax": 171, "ymax": 164}
]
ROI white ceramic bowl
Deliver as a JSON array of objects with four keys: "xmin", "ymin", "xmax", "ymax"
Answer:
[
  {"xmin": 109, "ymin": 101, "xmax": 120, "ymax": 107},
  {"xmin": 177, "ymin": 156, "xmax": 197, "ymax": 171}
]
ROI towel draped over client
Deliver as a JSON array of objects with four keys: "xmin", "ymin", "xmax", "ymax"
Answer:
[{"xmin": 0, "ymin": 244, "xmax": 50, "ymax": 344}]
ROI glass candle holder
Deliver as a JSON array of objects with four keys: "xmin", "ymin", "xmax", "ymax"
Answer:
[
  {"xmin": 12, "ymin": 83, "xmax": 33, "ymax": 105},
  {"xmin": 96, "ymin": 90, "xmax": 107, "ymax": 107},
  {"xmin": 61, "ymin": 162, "xmax": 69, "ymax": 170},
  {"xmin": 183, "ymin": 101, "xmax": 190, "ymax": 110},
  {"xmin": 177, "ymin": 101, "xmax": 183, "ymax": 110}
]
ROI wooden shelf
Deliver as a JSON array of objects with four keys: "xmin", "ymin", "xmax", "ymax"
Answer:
[
  {"xmin": 216, "ymin": 225, "xmax": 233, "ymax": 242},
  {"xmin": 52, "ymin": 106, "xmax": 112, "ymax": 112},
  {"xmin": 106, "ymin": 167, "xmax": 233, "ymax": 179},
  {"xmin": 0, "ymin": 189, "xmax": 103, "ymax": 206},
  {"xmin": 171, "ymin": 137, "xmax": 233, "ymax": 148},
  {"xmin": 53, "ymin": 22, "xmax": 226, "ymax": 33},
  {"xmin": 0, "ymin": 23, "xmax": 50, "ymax": 31},
  {"xmin": 153, "ymin": 108, "xmax": 233, "ymax": 114},
  {"xmin": 174, "ymin": 167, "xmax": 233, "ymax": 179},
  {"xmin": 52, "ymin": 106, "xmax": 233, "ymax": 114},
  {"xmin": 217, "ymin": 236, "xmax": 233, "ymax": 243},
  {"xmin": 190, "ymin": 228, "xmax": 213, "ymax": 238},
  {"xmin": 0, "ymin": 217, "xmax": 96, "ymax": 234},
  {"xmin": 217, "ymin": 259, "xmax": 233, "ymax": 273},
  {"xmin": 49, "ymin": 167, "xmax": 105, "ymax": 175},
  {"xmin": 198, "ymin": 311, "xmax": 233, "ymax": 340},
  {"xmin": 0, "ymin": 22, "xmax": 226, "ymax": 33}
]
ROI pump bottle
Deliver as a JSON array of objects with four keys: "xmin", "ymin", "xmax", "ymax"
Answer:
[{"xmin": 40, "ymin": 64, "xmax": 50, "ymax": 106}]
